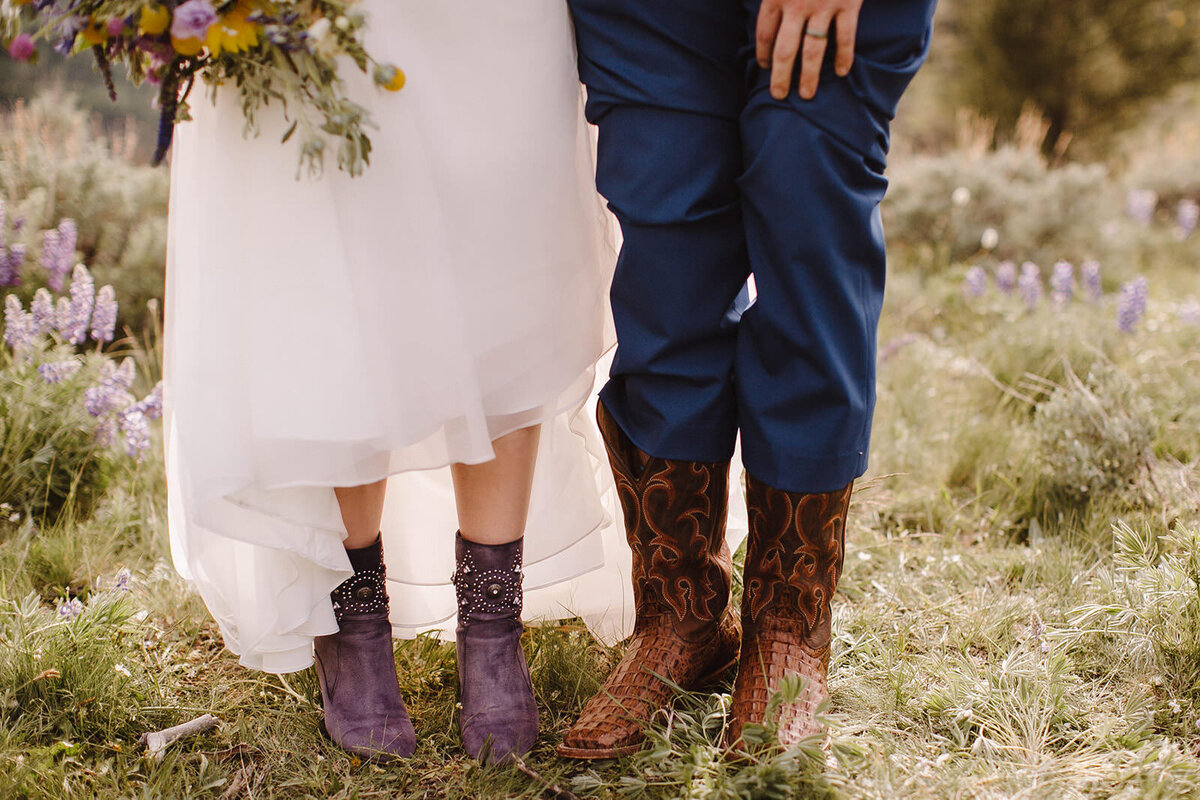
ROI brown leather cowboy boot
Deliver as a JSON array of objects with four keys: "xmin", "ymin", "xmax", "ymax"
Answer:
[
  {"xmin": 557, "ymin": 402, "xmax": 741, "ymax": 759},
  {"xmin": 727, "ymin": 476, "xmax": 852, "ymax": 749}
]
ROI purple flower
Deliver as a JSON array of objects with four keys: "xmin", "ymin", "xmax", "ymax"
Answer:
[
  {"xmin": 1179, "ymin": 299, "xmax": 1200, "ymax": 326},
  {"xmin": 131, "ymin": 381, "xmax": 164, "ymax": 421},
  {"xmin": 4, "ymin": 295, "xmax": 33, "ymax": 351},
  {"xmin": 40, "ymin": 219, "xmax": 76, "ymax": 292},
  {"xmin": 119, "ymin": 407, "xmax": 151, "ymax": 459},
  {"xmin": 0, "ymin": 201, "xmax": 6, "ymax": 249},
  {"xmin": 83, "ymin": 358, "xmax": 136, "ymax": 417},
  {"xmin": 1081, "ymin": 260, "xmax": 1102, "ymax": 301},
  {"xmin": 995, "ymin": 260, "xmax": 1017, "ymax": 294},
  {"xmin": 30, "ymin": 289, "xmax": 54, "ymax": 336},
  {"xmin": 1019, "ymin": 262, "xmax": 1042, "ymax": 311},
  {"xmin": 37, "ymin": 358, "xmax": 82, "ymax": 384},
  {"xmin": 1178, "ymin": 199, "xmax": 1199, "ymax": 239},
  {"xmin": 1050, "ymin": 261, "xmax": 1074, "ymax": 308},
  {"xmin": 54, "ymin": 296, "xmax": 71, "ymax": 334},
  {"xmin": 112, "ymin": 568, "xmax": 132, "ymax": 592},
  {"xmin": 94, "ymin": 416, "xmax": 118, "ymax": 446},
  {"xmin": 90, "ymin": 285, "xmax": 118, "ymax": 343},
  {"xmin": 1117, "ymin": 276, "xmax": 1148, "ymax": 333},
  {"xmin": 0, "ymin": 245, "xmax": 23, "ymax": 287},
  {"xmin": 171, "ymin": 0, "xmax": 219, "ymax": 41},
  {"xmin": 62, "ymin": 264, "xmax": 95, "ymax": 344},
  {"xmin": 57, "ymin": 597, "xmax": 84, "ymax": 620},
  {"xmin": 963, "ymin": 266, "xmax": 988, "ymax": 298},
  {"xmin": 1125, "ymin": 189, "xmax": 1157, "ymax": 225}
]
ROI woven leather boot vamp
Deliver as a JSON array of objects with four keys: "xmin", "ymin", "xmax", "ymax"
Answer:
[
  {"xmin": 557, "ymin": 402, "xmax": 741, "ymax": 759},
  {"xmin": 728, "ymin": 477, "xmax": 852, "ymax": 749}
]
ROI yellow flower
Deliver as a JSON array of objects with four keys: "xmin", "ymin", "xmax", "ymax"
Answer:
[
  {"xmin": 79, "ymin": 18, "xmax": 108, "ymax": 46},
  {"xmin": 171, "ymin": 36, "xmax": 204, "ymax": 56},
  {"xmin": 139, "ymin": 6, "xmax": 171, "ymax": 37},
  {"xmin": 205, "ymin": 4, "xmax": 260, "ymax": 56},
  {"xmin": 374, "ymin": 64, "xmax": 406, "ymax": 92}
]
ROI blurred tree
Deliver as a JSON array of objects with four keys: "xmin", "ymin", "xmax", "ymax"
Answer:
[{"xmin": 948, "ymin": 0, "xmax": 1200, "ymax": 156}]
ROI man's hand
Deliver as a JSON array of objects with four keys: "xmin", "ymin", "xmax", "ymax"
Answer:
[{"xmin": 756, "ymin": 0, "xmax": 864, "ymax": 101}]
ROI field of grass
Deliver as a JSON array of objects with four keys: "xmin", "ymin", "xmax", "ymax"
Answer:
[{"xmin": 2, "ymin": 91, "xmax": 1200, "ymax": 799}]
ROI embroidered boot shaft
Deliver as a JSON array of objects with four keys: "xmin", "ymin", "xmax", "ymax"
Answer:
[
  {"xmin": 557, "ymin": 402, "xmax": 741, "ymax": 759},
  {"xmin": 728, "ymin": 478, "xmax": 852, "ymax": 748},
  {"xmin": 313, "ymin": 534, "xmax": 416, "ymax": 761},
  {"xmin": 453, "ymin": 532, "xmax": 539, "ymax": 763}
]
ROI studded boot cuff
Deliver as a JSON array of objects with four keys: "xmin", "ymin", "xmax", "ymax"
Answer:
[
  {"xmin": 331, "ymin": 537, "xmax": 390, "ymax": 621},
  {"xmin": 452, "ymin": 532, "xmax": 524, "ymax": 623}
]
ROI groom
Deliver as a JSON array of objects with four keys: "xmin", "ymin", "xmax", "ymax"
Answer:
[{"xmin": 559, "ymin": 0, "xmax": 939, "ymax": 757}]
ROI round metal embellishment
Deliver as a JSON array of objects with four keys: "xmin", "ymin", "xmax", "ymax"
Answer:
[
  {"xmin": 354, "ymin": 585, "xmax": 375, "ymax": 601},
  {"xmin": 486, "ymin": 583, "xmax": 502, "ymax": 599}
]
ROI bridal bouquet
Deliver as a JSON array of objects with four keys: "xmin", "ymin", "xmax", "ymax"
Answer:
[{"xmin": 1, "ymin": 0, "xmax": 405, "ymax": 176}]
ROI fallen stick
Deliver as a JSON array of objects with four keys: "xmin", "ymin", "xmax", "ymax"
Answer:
[
  {"xmin": 219, "ymin": 765, "xmax": 254, "ymax": 800},
  {"xmin": 511, "ymin": 756, "xmax": 580, "ymax": 800},
  {"xmin": 140, "ymin": 714, "xmax": 220, "ymax": 761}
]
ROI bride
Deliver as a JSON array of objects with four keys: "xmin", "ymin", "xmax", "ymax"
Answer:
[{"xmin": 164, "ymin": 0, "xmax": 629, "ymax": 764}]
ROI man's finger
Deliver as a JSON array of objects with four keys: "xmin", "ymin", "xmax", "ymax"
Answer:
[
  {"xmin": 834, "ymin": 8, "xmax": 858, "ymax": 77},
  {"xmin": 770, "ymin": 11, "xmax": 805, "ymax": 100},
  {"xmin": 798, "ymin": 13, "xmax": 833, "ymax": 100},
  {"xmin": 756, "ymin": 2, "xmax": 784, "ymax": 69}
]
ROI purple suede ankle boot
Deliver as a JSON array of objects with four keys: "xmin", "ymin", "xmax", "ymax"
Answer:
[
  {"xmin": 314, "ymin": 534, "xmax": 416, "ymax": 761},
  {"xmin": 452, "ymin": 532, "xmax": 539, "ymax": 763}
]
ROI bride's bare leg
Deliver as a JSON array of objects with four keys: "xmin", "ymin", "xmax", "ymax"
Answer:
[
  {"xmin": 449, "ymin": 424, "xmax": 541, "ymax": 763},
  {"xmin": 450, "ymin": 425, "xmax": 541, "ymax": 544},
  {"xmin": 334, "ymin": 479, "xmax": 387, "ymax": 548}
]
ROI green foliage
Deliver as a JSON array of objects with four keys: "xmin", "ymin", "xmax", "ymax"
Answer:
[
  {"xmin": 1033, "ymin": 362, "xmax": 1157, "ymax": 511},
  {"xmin": 947, "ymin": 0, "xmax": 1200, "ymax": 156},
  {"xmin": 0, "ymin": 94, "xmax": 168, "ymax": 330}
]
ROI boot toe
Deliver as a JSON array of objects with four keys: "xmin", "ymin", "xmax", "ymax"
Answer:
[
  {"xmin": 334, "ymin": 719, "xmax": 417, "ymax": 761},
  {"xmin": 462, "ymin": 718, "xmax": 537, "ymax": 763}
]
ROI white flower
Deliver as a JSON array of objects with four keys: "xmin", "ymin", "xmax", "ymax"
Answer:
[
  {"xmin": 952, "ymin": 186, "xmax": 971, "ymax": 207},
  {"xmin": 980, "ymin": 227, "xmax": 1000, "ymax": 250}
]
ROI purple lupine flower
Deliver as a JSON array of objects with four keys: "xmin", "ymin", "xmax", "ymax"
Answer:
[
  {"xmin": 3, "ymin": 295, "xmax": 33, "ymax": 351},
  {"xmin": 1018, "ymin": 262, "xmax": 1042, "ymax": 311},
  {"xmin": 0, "ymin": 245, "xmax": 23, "ymax": 287},
  {"xmin": 0, "ymin": 201, "xmax": 6, "ymax": 250},
  {"xmin": 112, "ymin": 568, "xmax": 132, "ymax": 592},
  {"xmin": 1178, "ymin": 199, "xmax": 1199, "ymax": 239},
  {"xmin": 90, "ymin": 285, "xmax": 118, "ymax": 343},
  {"xmin": 94, "ymin": 416, "xmax": 119, "ymax": 446},
  {"xmin": 171, "ymin": 0, "xmax": 219, "ymax": 40},
  {"xmin": 54, "ymin": 296, "xmax": 71, "ymax": 334},
  {"xmin": 1050, "ymin": 261, "xmax": 1074, "ymax": 308},
  {"xmin": 1081, "ymin": 260, "xmax": 1102, "ymax": 301},
  {"xmin": 37, "ymin": 358, "xmax": 82, "ymax": 384},
  {"xmin": 119, "ymin": 407, "xmax": 151, "ymax": 459},
  {"xmin": 52, "ymin": 219, "xmax": 76, "ymax": 291},
  {"xmin": 1125, "ymin": 189, "xmax": 1158, "ymax": 225},
  {"xmin": 963, "ymin": 266, "xmax": 988, "ymax": 298},
  {"xmin": 83, "ymin": 359, "xmax": 137, "ymax": 417},
  {"xmin": 62, "ymin": 264, "xmax": 95, "ymax": 345},
  {"xmin": 1116, "ymin": 276, "xmax": 1148, "ymax": 333},
  {"xmin": 57, "ymin": 597, "xmax": 84, "ymax": 620},
  {"xmin": 132, "ymin": 381, "xmax": 164, "ymax": 421},
  {"xmin": 995, "ymin": 260, "xmax": 1017, "ymax": 294},
  {"xmin": 30, "ymin": 288, "xmax": 54, "ymax": 336}
]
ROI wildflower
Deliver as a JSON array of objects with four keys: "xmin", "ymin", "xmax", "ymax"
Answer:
[
  {"xmin": 1125, "ymin": 189, "xmax": 1157, "ymax": 224},
  {"xmin": 120, "ymin": 407, "xmax": 151, "ymax": 459},
  {"xmin": 1050, "ymin": 260, "xmax": 1074, "ymax": 308},
  {"xmin": 1081, "ymin": 260, "xmax": 1102, "ymax": 301},
  {"xmin": 374, "ymin": 64, "xmax": 406, "ymax": 92},
  {"xmin": 7, "ymin": 33, "xmax": 35, "ymax": 62},
  {"xmin": 37, "ymin": 358, "xmax": 82, "ymax": 384},
  {"xmin": 139, "ymin": 5, "xmax": 171, "ymax": 36},
  {"xmin": 62, "ymin": 264, "xmax": 95, "ymax": 344},
  {"xmin": 132, "ymin": 381, "xmax": 164, "ymax": 421},
  {"xmin": 980, "ymin": 227, "xmax": 999, "ymax": 250},
  {"xmin": 171, "ymin": 0, "xmax": 219, "ymax": 41},
  {"xmin": 962, "ymin": 266, "xmax": 988, "ymax": 298},
  {"xmin": 57, "ymin": 598, "xmax": 84, "ymax": 620},
  {"xmin": 1116, "ymin": 276, "xmax": 1148, "ymax": 333},
  {"xmin": 1178, "ymin": 198, "xmax": 1199, "ymax": 239},
  {"xmin": 54, "ymin": 296, "xmax": 71, "ymax": 334},
  {"xmin": 995, "ymin": 260, "xmax": 1017, "ymax": 294},
  {"xmin": 40, "ymin": 219, "xmax": 76, "ymax": 292},
  {"xmin": 112, "ymin": 568, "xmax": 132, "ymax": 592},
  {"xmin": 90, "ymin": 285, "xmax": 118, "ymax": 343},
  {"xmin": 94, "ymin": 416, "xmax": 118, "ymax": 446},
  {"xmin": 1018, "ymin": 262, "xmax": 1042, "ymax": 311},
  {"xmin": 4, "ymin": 294, "xmax": 34, "ymax": 351},
  {"xmin": 952, "ymin": 187, "xmax": 971, "ymax": 207},
  {"xmin": 83, "ymin": 358, "xmax": 136, "ymax": 416},
  {"xmin": 0, "ymin": 244, "xmax": 23, "ymax": 287}
]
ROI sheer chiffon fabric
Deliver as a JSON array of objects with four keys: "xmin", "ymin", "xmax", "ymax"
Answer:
[{"xmin": 164, "ymin": 0, "xmax": 637, "ymax": 674}]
